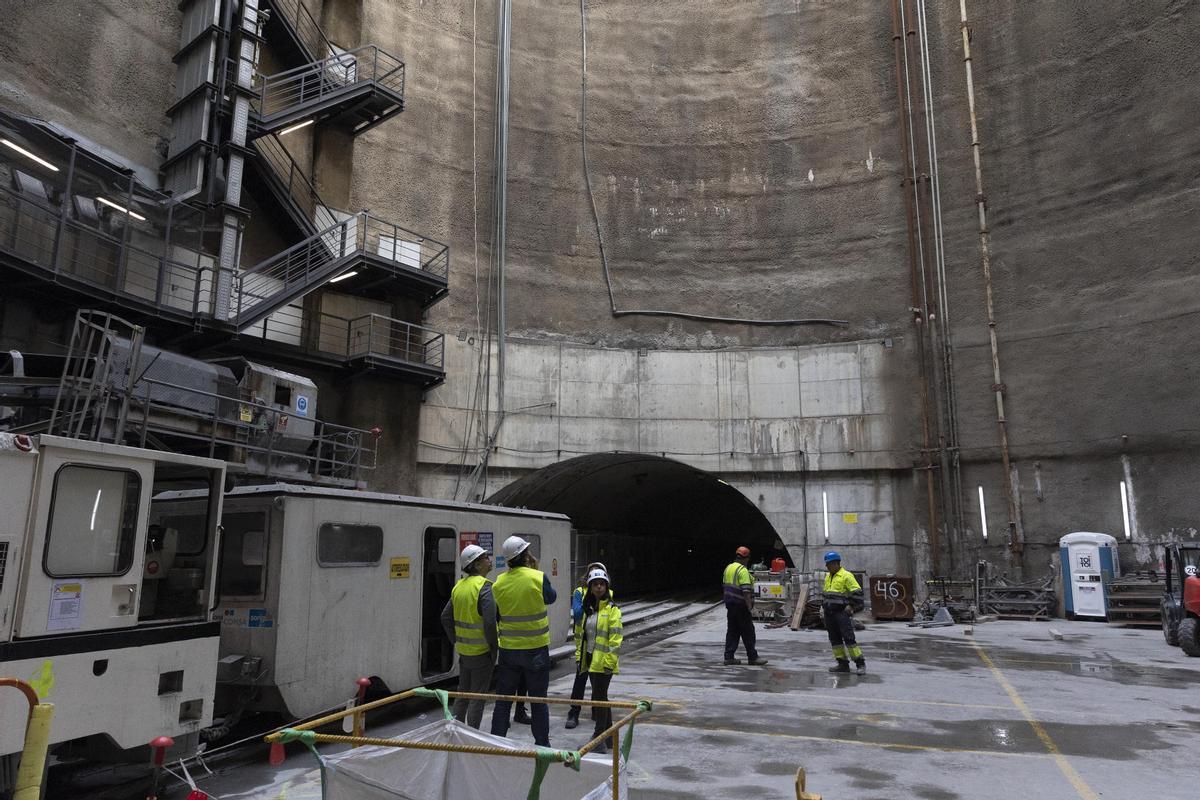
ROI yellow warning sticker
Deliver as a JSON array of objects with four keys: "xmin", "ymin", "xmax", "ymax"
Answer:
[
  {"xmin": 842, "ymin": 513, "xmax": 859, "ymax": 524},
  {"xmin": 390, "ymin": 557, "xmax": 410, "ymax": 579}
]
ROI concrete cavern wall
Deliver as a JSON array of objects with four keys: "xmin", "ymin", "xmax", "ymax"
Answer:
[{"xmin": 1, "ymin": 0, "xmax": 1198, "ymax": 580}]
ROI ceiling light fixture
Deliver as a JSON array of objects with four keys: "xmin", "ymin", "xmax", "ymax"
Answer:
[
  {"xmin": 329, "ymin": 270, "xmax": 358, "ymax": 283},
  {"xmin": 279, "ymin": 119, "xmax": 315, "ymax": 135},
  {"xmin": 96, "ymin": 196, "xmax": 147, "ymax": 221},
  {"xmin": 2, "ymin": 138, "xmax": 60, "ymax": 171}
]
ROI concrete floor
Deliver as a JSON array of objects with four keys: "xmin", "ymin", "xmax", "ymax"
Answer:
[{"xmin": 167, "ymin": 612, "xmax": 1200, "ymax": 799}]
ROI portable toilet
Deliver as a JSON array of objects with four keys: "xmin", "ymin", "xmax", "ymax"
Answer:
[{"xmin": 1059, "ymin": 532, "xmax": 1120, "ymax": 619}]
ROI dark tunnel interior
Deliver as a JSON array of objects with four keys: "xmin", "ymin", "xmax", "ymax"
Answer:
[{"xmin": 486, "ymin": 454, "xmax": 791, "ymax": 597}]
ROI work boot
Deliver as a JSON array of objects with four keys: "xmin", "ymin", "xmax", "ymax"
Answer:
[
  {"xmin": 590, "ymin": 738, "xmax": 609, "ymax": 755},
  {"xmin": 723, "ymin": 658, "xmax": 742, "ymax": 665},
  {"xmin": 514, "ymin": 704, "xmax": 532, "ymax": 725},
  {"xmin": 855, "ymin": 659, "xmax": 867, "ymax": 675},
  {"xmin": 749, "ymin": 658, "xmax": 769, "ymax": 666},
  {"xmin": 828, "ymin": 660, "xmax": 851, "ymax": 673},
  {"xmin": 565, "ymin": 709, "xmax": 580, "ymax": 729}
]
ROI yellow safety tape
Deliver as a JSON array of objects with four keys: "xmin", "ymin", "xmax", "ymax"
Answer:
[
  {"xmin": 970, "ymin": 640, "xmax": 1099, "ymax": 800},
  {"xmin": 28, "ymin": 661, "xmax": 53, "ymax": 700}
]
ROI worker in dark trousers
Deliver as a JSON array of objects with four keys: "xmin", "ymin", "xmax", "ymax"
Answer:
[
  {"xmin": 722, "ymin": 546, "xmax": 768, "ymax": 666},
  {"xmin": 822, "ymin": 551, "xmax": 866, "ymax": 674},
  {"xmin": 573, "ymin": 568, "xmax": 622, "ymax": 753},
  {"xmin": 440, "ymin": 544, "xmax": 497, "ymax": 728},
  {"xmin": 566, "ymin": 560, "xmax": 607, "ymax": 728},
  {"xmin": 490, "ymin": 535, "xmax": 557, "ymax": 747}
]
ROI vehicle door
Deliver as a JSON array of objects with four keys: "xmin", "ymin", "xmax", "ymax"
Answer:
[{"xmin": 14, "ymin": 444, "xmax": 154, "ymax": 636}]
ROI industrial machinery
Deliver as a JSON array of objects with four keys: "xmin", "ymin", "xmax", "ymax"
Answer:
[
  {"xmin": 152, "ymin": 483, "xmax": 573, "ymax": 722},
  {"xmin": 1160, "ymin": 542, "xmax": 1200, "ymax": 656},
  {"xmin": 748, "ymin": 561, "xmax": 804, "ymax": 622},
  {"xmin": 0, "ymin": 432, "xmax": 225, "ymax": 771}
]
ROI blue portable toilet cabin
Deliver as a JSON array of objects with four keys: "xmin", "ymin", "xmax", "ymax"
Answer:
[{"xmin": 1059, "ymin": 532, "xmax": 1120, "ymax": 619}]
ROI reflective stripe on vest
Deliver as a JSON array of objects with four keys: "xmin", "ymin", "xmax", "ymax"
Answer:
[
  {"xmin": 493, "ymin": 567, "xmax": 550, "ymax": 649},
  {"xmin": 451, "ymin": 575, "xmax": 492, "ymax": 656},
  {"xmin": 722, "ymin": 562, "xmax": 750, "ymax": 603},
  {"xmin": 575, "ymin": 601, "xmax": 623, "ymax": 673}
]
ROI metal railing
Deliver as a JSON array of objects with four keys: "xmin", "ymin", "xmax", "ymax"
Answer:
[
  {"xmin": 0, "ymin": 184, "xmax": 224, "ymax": 320},
  {"xmin": 127, "ymin": 376, "xmax": 378, "ymax": 484},
  {"xmin": 241, "ymin": 309, "xmax": 446, "ymax": 372},
  {"xmin": 253, "ymin": 45, "xmax": 405, "ymax": 126},
  {"xmin": 263, "ymin": 0, "xmax": 335, "ymax": 63},
  {"xmin": 231, "ymin": 211, "xmax": 449, "ymax": 328},
  {"xmin": 251, "ymin": 133, "xmax": 337, "ymax": 234},
  {"xmin": 346, "ymin": 314, "xmax": 445, "ymax": 368}
]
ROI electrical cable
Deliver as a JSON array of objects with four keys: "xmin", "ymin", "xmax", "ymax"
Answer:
[{"xmin": 578, "ymin": 0, "xmax": 849, "ymax": 328}]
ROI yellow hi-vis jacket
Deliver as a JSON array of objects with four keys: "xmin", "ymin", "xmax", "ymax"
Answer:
[
  {"xmin": 450, "ymin": 574, "xmax": 492, "ymax": 657},
  {"xmin": 574, "ymin": 598, "xmax": 623, "ymax": 674},
  {"xmin": 493, "ymin": 566, "xmax": 550, "ymax": 649},
  {"xmin": 722, "ymin": 561, "xmax": 752, "ymax": 606},
  {"xmin": 822, "ymin": 567, "xmax": 864, "ymax": 611}
]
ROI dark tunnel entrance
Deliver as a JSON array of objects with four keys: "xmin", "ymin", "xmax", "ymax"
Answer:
[{"xmin": 485, "ymin": 454, "xmax": 791, "ymax": 597}]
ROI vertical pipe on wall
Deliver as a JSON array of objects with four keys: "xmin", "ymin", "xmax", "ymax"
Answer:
[
  {"xmin": 890, "ymin": 0, "xmax": 943, "ymax": 576},
  {"xmin": 959, "ymin": 0, "xmax": 1020, "ymax": 555}
]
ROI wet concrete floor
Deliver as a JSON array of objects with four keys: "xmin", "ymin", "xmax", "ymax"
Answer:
[{"xmin": 166, "ymin": 615, "xmax": 1200, "ymax": 799}]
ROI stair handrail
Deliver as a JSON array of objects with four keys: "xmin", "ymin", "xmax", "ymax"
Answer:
[
  {"xmin": 252, "ymin": 134, "xmax": 334, "ymax": 233},
  {"xmin": 266, "ymin": 0, "xmax": 336, "ymax": 64}
]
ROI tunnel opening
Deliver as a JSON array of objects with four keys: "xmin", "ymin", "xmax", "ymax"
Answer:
[{"xmin": 485, "ymin": 454, "xmax": 790, "ymax": 598}]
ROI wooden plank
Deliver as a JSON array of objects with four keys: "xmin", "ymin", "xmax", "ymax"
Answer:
[{"xmin": 789, "ymin": 583, "xmax": 810, "ymax": 631}]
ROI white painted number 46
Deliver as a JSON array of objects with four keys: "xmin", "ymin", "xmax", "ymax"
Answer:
[{"xmin": 875, "ymin": 580, "xmax": 900, "ymax": 599}]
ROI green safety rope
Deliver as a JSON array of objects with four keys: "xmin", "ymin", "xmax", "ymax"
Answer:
[
  {"xmin": 526, "ymin": 748, "xmax": 581, "ymax": 800},
  {"xmin": 621, "ymin": 700, "xmax": 652, "ymax": 762},
  {"xmin": 412, "ymin": 687, "xmax": 453, "ymax": 720},
  {"xmin": 276, "ymin": 728, "xmax": 327, "ymax": 800}
]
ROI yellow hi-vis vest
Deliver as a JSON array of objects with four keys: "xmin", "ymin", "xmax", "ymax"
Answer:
[
  {"xmin": 574, "ymin": 599, "xmax": 623, "ymax": 674},
  {"xmin": 722, "ymin": 562, "xmax": 752, "ymax": 605},
  {"xmin": 451, "ymin": 574, "xmax": 492, "ymax": 657},
  {"xmin": 493, "ymin": 567, "xmax": 550, "ymax": 650}
]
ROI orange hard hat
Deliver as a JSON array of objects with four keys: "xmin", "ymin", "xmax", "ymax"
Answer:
[{"xmin": 735, "ymin": 546, "xmax": 751, "ymax": 558}]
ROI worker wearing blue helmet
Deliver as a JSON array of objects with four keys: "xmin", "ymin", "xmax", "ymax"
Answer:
[{"xmin": 822, "ymin": 551, "xmax": 866, "ymax": 674}]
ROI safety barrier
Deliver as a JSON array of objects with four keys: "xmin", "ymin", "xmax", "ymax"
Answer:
[
  {"xmin": 0, "ymin": 678, "xmax": 54, "ymax": 800},
  {"xmin": 265, "ymin": 685, "xmax": 652, "ymax": 800}
]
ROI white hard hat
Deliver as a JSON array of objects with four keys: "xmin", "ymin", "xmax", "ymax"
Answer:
[
  {"xmin": 460, "ymin": 544, "xmax": 488, "ymax": 571},
  {"xmin": 586, "ymin": 568, "xmax": 610, "ymax": 585},
  {"xmin": 502, "ymin": 535, "xmax": 531, "ymax": 561},
  {"xmin": 586, "ymin": 561, "xmax": 607, "ymax": 574}
]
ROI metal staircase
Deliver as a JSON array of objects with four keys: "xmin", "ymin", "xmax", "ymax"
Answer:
[
  {"xmin": 249, "ymin": 133, "xmax": 338, "ymax": 236},
  {"xmin": 230, "ymin": 211, "xmax": 449, "ymax": 329},
  {"xmin": 260, "ymin": 0, "xmax": 333, "ymax": 64},
  {"xmin": 249, "ymin": 45, "xmax": 405, "ymax": 138}
]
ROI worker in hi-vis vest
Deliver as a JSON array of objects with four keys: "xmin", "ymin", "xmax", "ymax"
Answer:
[
  {"xmin": 572, "ymin": 567, "xmax": 622, "ymax": 753},
  {"xmin": 440, "ymin": 543, "xmax": 497, "ymax": 728},
  {"xmin": 822, "ymin": 551, "xmax": 867, "ymax": 674},
  {"xmin": 722, "ymin": 546, "xmax": 768, "ymax": 666},
  {"xmin": 566, "ymin": 560, "xmax": 607, "ymax": 729},
  {"xmin": 489, "ymin": 535, "xmax": 558, "ymax": 747}
]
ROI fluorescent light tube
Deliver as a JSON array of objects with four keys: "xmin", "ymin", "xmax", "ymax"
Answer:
[
  {"xmin": 279, "ymin": 119, "xmax": 315, "ymax": 135},
  {"xmin": 1, "ymin": 138, "xmax": 59, "ymax": 171},
  {"xmin": 96, "ymin": 196, "xmax": 147, "ymax": 221},
  {"xmin": 329, "ymin": 271, "xmax": 358, "ymax": 283}
]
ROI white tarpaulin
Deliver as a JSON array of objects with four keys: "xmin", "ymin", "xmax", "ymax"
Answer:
[{"xmin": 318, "ymin": 719, "xmax": 627, "ymax": 800}]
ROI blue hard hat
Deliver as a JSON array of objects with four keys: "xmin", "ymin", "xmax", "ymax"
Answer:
[{"xmin": 823, "ymin": 551, "xmax": 842, "ymax": 564}]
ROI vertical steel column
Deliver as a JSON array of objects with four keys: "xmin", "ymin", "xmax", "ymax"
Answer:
[{"xmin": 217, "ymin": 0, "xmax": 262, "ymax": 321}]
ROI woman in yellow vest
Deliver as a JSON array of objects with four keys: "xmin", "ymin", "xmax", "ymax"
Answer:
[{"xmin": 573, "ymin": 567, "xmax": 622, "ymax": 753}]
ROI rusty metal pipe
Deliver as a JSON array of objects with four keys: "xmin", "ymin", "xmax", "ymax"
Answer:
[
  {"xmin": 959, "ymin": 0, "xmax": 1021, "ymax": 557},
  {"xmin": 891, "ymin": 0, "xmax": 942, "ymax": 574}
]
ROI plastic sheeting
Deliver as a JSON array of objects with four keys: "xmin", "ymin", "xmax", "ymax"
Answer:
[{"xmin": 321, "ymin": 719, "xmax": 626, "ymax": 800}]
